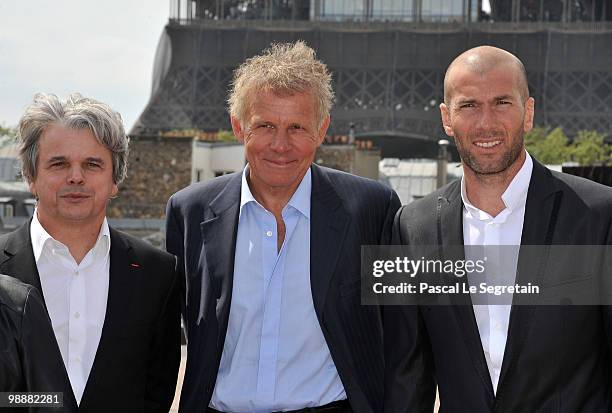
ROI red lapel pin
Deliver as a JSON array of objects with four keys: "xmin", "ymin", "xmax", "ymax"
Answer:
[{"xmin": 130, "ymin": 263, "xmax": 141, "ymax": 268}]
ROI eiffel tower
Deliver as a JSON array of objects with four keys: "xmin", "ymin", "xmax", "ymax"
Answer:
[{"xmin": 132, "ymin": 0, "xmax": 612, "ymax": 153}]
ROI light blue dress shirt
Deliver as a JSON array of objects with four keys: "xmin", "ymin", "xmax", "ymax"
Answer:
[{"xmin": 209, "ymin": 167, "xmax": 346, "ymax": 413}]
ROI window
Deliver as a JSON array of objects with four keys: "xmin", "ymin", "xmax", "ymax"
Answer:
[
  {"xmin": 24, "ymin": 199, "xmax": 36, "ymax": 217},
  {"xmin": 0, "ymin": 201, "xmax": 14, "ymax": 218}
]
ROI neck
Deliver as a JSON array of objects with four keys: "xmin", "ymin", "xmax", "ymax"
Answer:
[
  {"xmin": 463, "ymin": 152, "xmax": 526, "ymax": 217},
  {"xmin": 249, "ymin": 185, "xmax": 293, "ymax": 217},
  {"xmin": 37, "ymin": 212, "xmax": 105, "ymax": 264},
  {"xmin": 247, "ymin": 170, "xmax": 308, "ymax": 217}
]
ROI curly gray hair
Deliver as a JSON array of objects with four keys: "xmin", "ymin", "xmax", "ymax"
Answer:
[{"xmin": 18, "ymin": 93, "xmax": 129, "ymax": 184}]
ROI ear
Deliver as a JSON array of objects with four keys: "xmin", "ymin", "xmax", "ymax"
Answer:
[
  {"xmin": 316, "ymin": 115, "xmax": 331, "ymax": 146},
  {"xmin": 111, "ymin": 183, "xmax": 118, "ymax": 198},
  {"xmin": 439, "ymin": 103, "xmax": 455, "ymax": 137},
  {"xmin": 28, "ymin": 181, "xmax": 37, "ymax": 198},
  {"xmin": 523, "ymin": 97, "xmax": 535, "ymax": 133},
  {"xmin": 230, "ymin": 116, "xmax": 245, "ymax": 143}
]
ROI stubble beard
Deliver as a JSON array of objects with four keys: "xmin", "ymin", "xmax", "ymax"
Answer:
[{"xmin": 457, "ymin": 129, "xmax": 525, "ymax": 177}]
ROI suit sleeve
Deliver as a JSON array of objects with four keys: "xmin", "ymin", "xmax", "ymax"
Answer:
[
  {"xmin": 383, "ymin": 207, "xmax": 436, "ymax": 413},
  {"xmin": 144, "ymin": 255, "xmax": 181, "ymax": 413},
  {"xmin": 165, "ymin": 196, "xmax": 187, "ymax": 330},
  {"xmin": 601, "ymin": 211, "xmax": 612, "ymax": 396},
  {"xmin": 379, "ymin": 189, "xmax": 402, "ymax": 244},
  {"xmin": 20, "ymin": 287, "xmax": 78, "ymax": 413}
]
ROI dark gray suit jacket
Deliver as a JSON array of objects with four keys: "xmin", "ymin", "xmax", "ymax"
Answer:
[
  {"xmin": 0, "ymin": 273, "xmax": 76, "ymax": 413},
  {"xmin": 166, "ymin": 164, "xmax": 400, "ymax": 413},
  {"xmin": 0, "ymin": 223, "xmax": 181, "ymax": 413},
  {"xmin": 386, "ymin": 159, "xmax": 612, "ymax": 413}
]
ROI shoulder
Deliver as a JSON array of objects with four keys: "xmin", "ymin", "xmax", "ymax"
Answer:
[
  {"xmin": 0, "ymin": 232, "xmax": 11, "ymax": 253},
  {"xmin": 111, "ymin": 228, "xmax": 175, "ymax": 268},
  {"xmin": 397, "ymin": 179, "xmax": 460, "ymax": 222},
  {"xmin": 0, "ymin": 274, "xmax": 33, "ymax": 315},
  {"xmin": 550, "ymin": 170, "xmax": 612, "ymax": 210},
  {"xmin": 315, "ymin": 165, "xmax": 396, "ymax": 202},
  {"xmin": 110, "ymin": 229, "xmax": 178, "ymax": 295},
  {"xmin": 0, "ymin": 221, "xmax": 29, "ymax": 251}
]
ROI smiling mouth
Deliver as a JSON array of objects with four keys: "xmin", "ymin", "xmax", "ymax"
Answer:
[
  {"xmin": 265, "ymin": 159, "xmax": 296, "ymax": 166},
  {"xmin": 474, "ymin": 140, "xmax": 502, "ymax": 148},
  {"xmin": 61, "ymin": 194, "xmax": 90, "ymax": 200}
]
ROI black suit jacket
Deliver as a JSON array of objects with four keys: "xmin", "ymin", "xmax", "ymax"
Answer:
[
  {"xmin": 386, "ymin": 159, "xmax": 612, "ymax": 413},
  {"xmin": 0, "ymin": 273, "xmax": 76, "ymax": 413},
  {"xmin": 166, "ymin": 164, "xmax": 401, "ymax": 413},
  {"xmin": 0, "ymin": 223, "xmax": 181, "ymax": 413}
]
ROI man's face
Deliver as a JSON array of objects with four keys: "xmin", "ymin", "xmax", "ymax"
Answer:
[
  {"xmin": 440, "ymin": 66, "xmax": 534, "ymax": 176},
  {"xmin": 231, "ymin": 90, "xmax": 329, "ymax": 197},
  {"xmin": 30, "ymin": 123, "xmax": 117, "ymax": 228}
]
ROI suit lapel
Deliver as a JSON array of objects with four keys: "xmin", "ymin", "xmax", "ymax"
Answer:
[
  {"xmin": 496, "ymin": 160, "xmax": 561, "ymax": 395},
  {"xmin": 0, "ymin": 221, "xmax": 44, "ymax": 297},
  {"xmin": 309, "ymin": 165, "xmax": 350, "ymax": 319},
  {"xmin": 199, "ymin": 173, "xmax": 241, "ymax": 347},
  {"xmin": 438, "ymin": 181, "xmax": 496, "ymax": 398},
  {"xmin": 79, "ymin": 228, "xmax": 137, "ymax": 408}
]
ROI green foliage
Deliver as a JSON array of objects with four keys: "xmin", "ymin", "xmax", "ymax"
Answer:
[
  {"xmin": 217, "ymin": 129, "xmax": 237, "ymax": 142},
  {"xmin": 570, "ymin": 130, "xmax": 611, "ymax": 166},
  {"xmin": 0, "ymin": 123, "xmax": 17, "ymax": 147},
  {"xmin": 523, "ymin": 126, "xmax": 548, "ymax": 148},
  {"xmin": 524, "ymin": 127, "xmax": 611, "ymax": 166},
  {"xmin": 160, "ymin": 128, "xmax": 237, "ymax": 142},
  {"xmin": 524, "ymin": 127, "xmax": 569, "ymax": 164}
]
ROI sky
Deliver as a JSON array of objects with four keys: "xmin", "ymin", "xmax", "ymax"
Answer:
[
  {"xmin": 0, "ymin": 0, "xmax": 491, "ymax": 133},
  {"xmin": 0, "ymin": 0, "xmax": 170, "ymax": 132},
  {"xmin": 482, "ymin": 0, "xmax": 491, "ymax": 14}
]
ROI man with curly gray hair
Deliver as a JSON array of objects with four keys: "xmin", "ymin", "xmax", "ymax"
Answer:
[
  {"xmin": 167, "ymin": 41, "xmax": 400, "ymax": 413},
  {"xmin": 0, "ymin": 93, "xmax": 180, "ymax": 412}
]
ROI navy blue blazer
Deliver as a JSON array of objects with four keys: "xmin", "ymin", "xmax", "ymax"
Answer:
[{"xmin": 166, "ymin": 164, "xmax": 401, "ymax": 413}]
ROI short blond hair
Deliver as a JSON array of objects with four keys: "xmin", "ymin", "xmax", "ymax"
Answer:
[{"xmin": 228, "ymin": 40, "xmax": 334, "ymax": 127}]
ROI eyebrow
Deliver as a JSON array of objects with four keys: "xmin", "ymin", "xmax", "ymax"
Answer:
[
  {"xmin": 494, "ymin": 94, "xmax": 515, "ymax": 101},
  {"xmin": 46, "ymin": 156, "xmax": 67, "ymax": 164},
  {"xmin": 454, "ymin": 94, "xmax": 516, "ymax": 106},
  {"xmin": 45, "ymin": 156, "xmax": 105, "ymax": 164},
  {"xmin": 85, "ymin": 157, "xmax": 105, "ymax": 164},
  {"xmin": 454, "ymin": 98, "xmax": 476, "ymax": 106}
]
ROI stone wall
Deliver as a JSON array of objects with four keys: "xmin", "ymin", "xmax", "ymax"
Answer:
[
  {"xmin": 109, "ymin": 135, "xmax": 193, "ymax": 219},
  {"xmin": 315, "ymin": 145, "xmax": 355, "ymax": 173},
  {"xmin": 315, "ymin": 144, "xmax": 380, "ymax": 180}
]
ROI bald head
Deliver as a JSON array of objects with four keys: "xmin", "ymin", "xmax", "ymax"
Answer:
[{"xmin": 444, "ymin": 46, "xmax": 529, "ymax": 105}]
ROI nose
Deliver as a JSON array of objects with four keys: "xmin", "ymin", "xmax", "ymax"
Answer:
[
  {"xmin": 478, "ymin": 104, "xmax": 497, "ymax": 130},
  {"xmin": 67, "ymin": 166, "xmax": 85, "ymax": 185},
  {"xmin": 269, "ymin": 129, "xmax": 291, "ymax": 153}
]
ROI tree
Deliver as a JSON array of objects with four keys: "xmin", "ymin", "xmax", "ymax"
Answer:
[
  {"xmin": 524, "ymin": 127, "xmax": 570, "ymax": 164},
  {"xmin": 217, "ymin": 129, "xmax": 237, "ymax": 142},
  {"xmin": 0, "ymin": 123, "xmax": 17, "ymax": 147},
  {"xmin": 524, "ymin": 127, "xmax": 611, "ymax": 166},
  {"xmin": 569, "ymin": 130, "xmax": 611, "ymax": 166}
]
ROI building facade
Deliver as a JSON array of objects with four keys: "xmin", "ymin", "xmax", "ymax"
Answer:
[{"xmin": 132, "ymin": 0, "xmax": 612, "ymax": 157}]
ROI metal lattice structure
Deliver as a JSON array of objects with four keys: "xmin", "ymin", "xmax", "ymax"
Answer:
[{"xmin": 132, "ymin": 20, "xmax": 612, "ymax": 143}]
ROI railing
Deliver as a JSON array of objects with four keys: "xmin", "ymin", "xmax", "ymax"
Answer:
[
  {"xmin": 168, "ymin": 17, "xmax": 612, "ymax": 33},
  {"xmin": 168, "ymin": 0, "xmax": 610, "ymax": 25}
]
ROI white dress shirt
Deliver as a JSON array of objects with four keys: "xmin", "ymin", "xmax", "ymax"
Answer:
[
  {"xmin": 461, "ymin": 152, "xmax": 533, "ymax": 394},
  {"xmin": 30, "ymin": 212, "xmax": 111, "ymax": 404}
]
